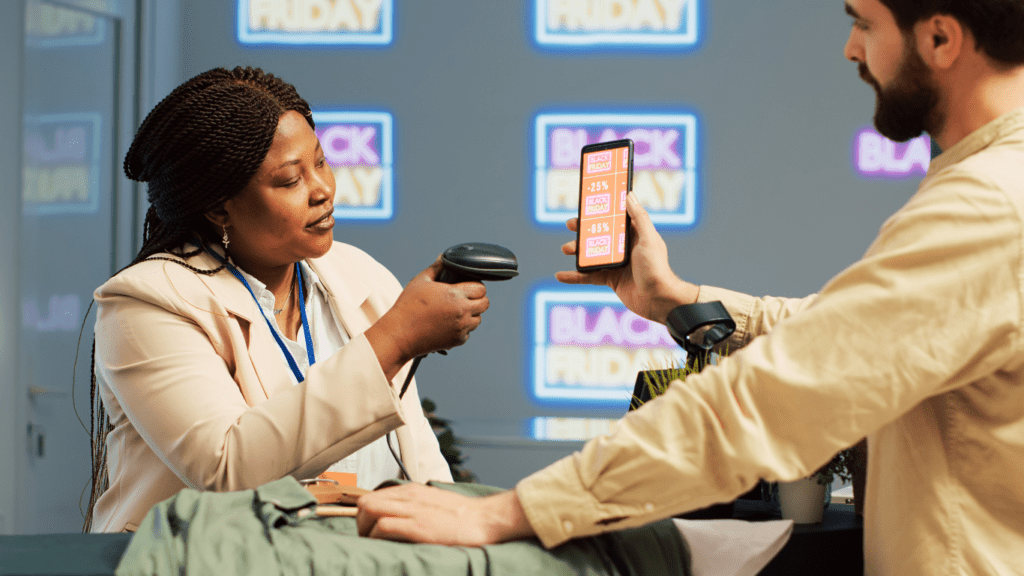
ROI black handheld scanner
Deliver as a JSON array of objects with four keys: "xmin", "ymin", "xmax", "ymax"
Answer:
[
  {"xmin": 436, "ymin": 243, "xmax": 519, "ymax": 284},
  {"xmin": 399, "ymin": 243, "xmax": 519, "ymax": 400}
]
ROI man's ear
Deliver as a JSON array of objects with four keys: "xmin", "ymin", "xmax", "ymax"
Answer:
[
  {"xmin": 204, "ymin": 204, "xmax": 230, "ymax": 229},
  {"xmin": 915, "ymin": 14, "xmax": 964, "ymax": 70}
]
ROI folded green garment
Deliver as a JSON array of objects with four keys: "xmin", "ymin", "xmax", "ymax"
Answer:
[{"xmin": 116, "ymin": 477, "xmax": 691, "ymax": 576}]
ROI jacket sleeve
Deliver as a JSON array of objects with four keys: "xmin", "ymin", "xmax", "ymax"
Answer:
[
  {"xmin": 696, "ymin": 286, "xmax": 818, "ymax": 352},
  {"xmin": 516, "ymin": 168, "xmax": 1023, "ymax": 548}
]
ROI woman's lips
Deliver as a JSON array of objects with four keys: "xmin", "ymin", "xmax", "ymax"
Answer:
[{"xmin": 308, "ymin": 211, "xmax": 334, "ymax": 231}]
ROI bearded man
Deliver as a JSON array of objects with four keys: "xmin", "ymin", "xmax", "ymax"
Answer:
[{"xmin": 358, "ymin": 2, "xmax": 1024, "ymax": 574}]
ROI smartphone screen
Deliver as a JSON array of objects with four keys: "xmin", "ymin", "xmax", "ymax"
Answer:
[{"xmin": 576, "ymin": 139, "xmax": 633, "ymax": 271}]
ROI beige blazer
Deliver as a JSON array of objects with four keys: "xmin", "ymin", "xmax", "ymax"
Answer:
[{"xmin": 91, "ymin": 242, "xmax": 451, "ymax": 532}]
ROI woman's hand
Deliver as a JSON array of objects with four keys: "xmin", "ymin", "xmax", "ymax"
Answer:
[
  {"xmin": 556, "ymin": 194, "xmax": 699, "ymax": 324},
  {"xmin": 366, "ymin": 257, "xmax": 489, "ymax": 379}
]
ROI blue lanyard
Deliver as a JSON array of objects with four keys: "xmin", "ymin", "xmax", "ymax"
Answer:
[{"xmin": 206, "ymin": 247, "xmax": 316, "ymax": 382}]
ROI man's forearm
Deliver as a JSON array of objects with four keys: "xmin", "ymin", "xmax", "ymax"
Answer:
[{"xmin": 481, "ymin": 490, "xmax": 536, "ymax": 543}]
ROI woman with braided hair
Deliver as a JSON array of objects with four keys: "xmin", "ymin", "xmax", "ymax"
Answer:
[{"xmin": 85, "ymin": 67, "xmax": 488, "ymax": 532}]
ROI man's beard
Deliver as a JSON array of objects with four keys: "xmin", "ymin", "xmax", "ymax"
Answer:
[{"xmin": 860, "ymin": 39, "xmax": 943, "ymax": 142}]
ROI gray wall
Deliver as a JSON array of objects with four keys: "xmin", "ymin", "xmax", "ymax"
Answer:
[
  {"xmin": 0, "ymin": 1, "xmax": 927, "ymax": 513},
  {"xmin": 178, "ymin": 1, "xmax": 920, "ymax": 488}
]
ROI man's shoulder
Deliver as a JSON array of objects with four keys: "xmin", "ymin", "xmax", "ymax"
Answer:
[
  {"xmin": 936, "ymin": 116, "xmax": 1024, "ymax": 192},
  {"xmin": 925, "ymin": 140, "xmax": 1024, "ymax": 220}
]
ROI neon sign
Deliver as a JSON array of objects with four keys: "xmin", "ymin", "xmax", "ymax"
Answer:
[
  {"xmin": 313, "ymin": 111, "xmax": 394, "ymax": 221},
  {"xmin": 25, "ymin": 0, "xmax": 110, "ymax": 48},
  {"xmin": 853, "ymin": 127, "xmax": 931, "ymax": 179},
  {"xmin": 238, "ymin": 0, "xmax": 393, "ymax": 45},
  {"xmin": 535, "ymin": 0, "xmax": 700, "ymax": 48},
  {"xmin": 530, "ymin": 417, "xmax": 618, "ymax": 441},
  {"xmin": 23, "ymin": 113, "xmax": 102, "ymax": 216},
  {"xmin": 534, "ymin": 113, "xmax": 698, "ymax": 227},
  {"xmin": 530, "ymin": 287, "xmax": 685, "ymax": 405}
]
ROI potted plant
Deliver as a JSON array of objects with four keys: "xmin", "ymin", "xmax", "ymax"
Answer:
[
  {"xmin": 812, "ymin": 445, "xmax": 856, "ymax": 487},
  {"xmin": 422, "ymin": 398, "xmax": 477, "ymax": 483},
  {"xmin": 632, "ymin": 359, "xmax": 700, "ymax": 408},
  {"xmin": 771, "ymin": 448, "xmax": 853, "ymax": 523}
]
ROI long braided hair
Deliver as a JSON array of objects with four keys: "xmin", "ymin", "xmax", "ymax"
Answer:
[{"xmin": 83, "ymin": 66, "xmax": 315, "ymax": 532}]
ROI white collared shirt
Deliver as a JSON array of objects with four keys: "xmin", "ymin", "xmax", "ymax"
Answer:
[{"xmin": 236, "ymin": 261, "xmax": 401, "ymax": 489}]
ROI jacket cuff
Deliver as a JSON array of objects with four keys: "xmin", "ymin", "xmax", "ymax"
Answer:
[
  {"xmin": 514, "ymin": 456, "xmax": 595, "ymax": 549},
  {"xmin": 696, "ymin": 284, "xmax": 757, "ymax": 350}
]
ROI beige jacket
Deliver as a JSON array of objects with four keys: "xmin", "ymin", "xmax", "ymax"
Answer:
[
  {"xmin": 517, "ymin": 109, "xmax": 1024, "ymax": 575},
  {"xmin": 91, "ymin": 242, "xmax": 451, "ymax": 532}
]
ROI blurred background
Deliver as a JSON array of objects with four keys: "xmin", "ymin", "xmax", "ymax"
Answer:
[{"xmin": 0, "ymin": 0, "xmax": 929, "ymax": 534}]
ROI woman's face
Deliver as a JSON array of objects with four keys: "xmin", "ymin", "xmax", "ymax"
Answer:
[{"xmin": 221, "ymin": 110, "xmax": 336, "ymax": 271}]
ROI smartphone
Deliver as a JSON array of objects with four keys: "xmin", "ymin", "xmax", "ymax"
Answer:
[{"xmin": 576, "ymin": 138, "xmax": 634, "ymax": 272}]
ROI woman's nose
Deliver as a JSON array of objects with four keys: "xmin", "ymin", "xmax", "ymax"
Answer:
[{"xmin": 310, "ymin": 166, "xmax": 335, "ymax": 205}]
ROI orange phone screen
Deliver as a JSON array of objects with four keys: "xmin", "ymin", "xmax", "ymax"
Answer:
[{"xmin": 577, "ymin": 144, "xmax": 630, "ymax": 269}]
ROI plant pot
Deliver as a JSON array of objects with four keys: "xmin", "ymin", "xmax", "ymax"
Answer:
[{"xmin": 777, "ymin": 477, "xmax": 828, "ymax": 523}]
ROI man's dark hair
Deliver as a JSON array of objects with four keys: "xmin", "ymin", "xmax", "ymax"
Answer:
[{"xmin": 879, "ymin": 0, "xmax": 1024, "ymax": 64}]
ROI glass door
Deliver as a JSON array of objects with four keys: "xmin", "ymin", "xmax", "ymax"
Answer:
[{"xmin": 19, "ymin": 0, "xmax": 119, "ymax": 533}]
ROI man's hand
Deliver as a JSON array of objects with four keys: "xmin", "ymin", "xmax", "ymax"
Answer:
[
  {"xmin": 556, "ymin": 194, "xmax": 699, "ymax": 324},
  {"xmin": 356, "ymin": 483, "xmax": 535, "ymax": 546}
]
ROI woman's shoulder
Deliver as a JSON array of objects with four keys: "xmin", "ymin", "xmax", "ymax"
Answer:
[{"xmin": 95, "ymin": 250, "xmax": 225, "ymax": 304}]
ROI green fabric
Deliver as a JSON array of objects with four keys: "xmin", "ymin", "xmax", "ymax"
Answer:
[{"xmin": 115, "ymin": 477, "xmax": 691, "ymax": 576}]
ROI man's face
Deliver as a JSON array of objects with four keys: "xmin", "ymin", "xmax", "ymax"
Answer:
[
  {"xmin": 844, "ymin": 0, "xmax": 944, "ymax": 142},
  {"xmin": 860, "ymin": 37, "xmax": 942, "ymax": 142}
]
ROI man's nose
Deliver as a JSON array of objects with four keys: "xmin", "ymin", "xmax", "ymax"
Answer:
[{"xmin": 844, "ymin": 28, "xmax": 864, "ymax": 63}]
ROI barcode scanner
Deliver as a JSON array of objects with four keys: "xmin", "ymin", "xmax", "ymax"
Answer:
[
  {"xmin": 398, "ymin": 243, "xmax": 519, "ymax": 399},
  {"xmin": 436, "ymin": 243, "xmax": 519, "ymax": 284},
  {"xmin": 389, "ymin": 243, "xmax": 518, "ymax": 480}
]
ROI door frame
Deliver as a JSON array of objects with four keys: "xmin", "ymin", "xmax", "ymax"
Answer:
[{"xmin": 0, "ymin": 0, "xmax": 27, "ymax": 536}]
